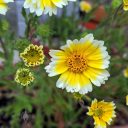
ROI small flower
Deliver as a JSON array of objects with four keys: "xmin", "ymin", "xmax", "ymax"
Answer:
[
  {"xmin": 0, "ymin": 0, "xmax": 14, "ymax": 15},
  {"xmin": 24, "ymin": 0, "xmax": 76, "ymax": 16},
  {"xmin": 87, "ymin": 99, "xmax": 116, "ymax": 128},
  {"xmin": 123, "ymin": 0, "xmax": 128, "ymax": 11},
  {"xmin": 126, "ymin": 95, "xmax": 128, "ymax": 105},
  {"xmin": 80, "ymin": 1, "xmax": 92, "ymax": 13},
  {"xmin": 123, "ymin": 67, "xmax": 128, "ymax": 78},
  {"xmin": 45, "ymin": 34, "xmax": 110, "ymax": 94},
  {"xmin": 15, "ymin": 68, "xmax": 34, "ymax": 86},
  {"xmin": 20, "ymin": 44, "xmax": 45, "ymax": 67}
]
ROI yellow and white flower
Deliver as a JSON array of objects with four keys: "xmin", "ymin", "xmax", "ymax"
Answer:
[
  {"xmin": 123, "ymin": 67, "xmax": 128, "ymax": 78},
  {"xmin": 0, "ymin": 0, "xmax": 13, "ymax": 15},
  {"xmin": 45, "ymin": 34, "xmax": 110, "ymax": 94},
  {"xmin": 24, "ymin": 0, "xmax": 76, "ymax": 16},
  {"xmin": 123, "ymin": 0, "xmax": 128, "ymax": 11},
  {"xmin": 87, "ymin": 99, "xmax": 116, "ymax": 128},
  {"xmin": 15, "ymin": 68, "xmax": 34, "ymax": 86},
  {"xmin": 20, "ymin": 44, "xmax": 45, "ymax": 67},
  {"xmin": 80, "ymin": 1, "xmax": 92, "ymax": 13}
]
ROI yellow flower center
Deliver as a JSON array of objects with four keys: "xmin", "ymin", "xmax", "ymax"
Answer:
[
  {"xmin": 19, "ymin": 70, "xmax": 29, "ymax": 78},
  {"xmin": 20, "ymin": 44, "xmax": 44, "ymax": 67},
  {"xmin": 15, "ymin": 69, "xmax": 34, "ymax": 86},
  {"xmin": 94, "ymin": 108, "xmax": 104, "ymax": 117},
  {"xmin": 25, "ymin": 49, "xmax": 42, "ymax": 63},
  {"xmin": 67, "ymin": 53, "xmax": 87, "ymax": 73}
]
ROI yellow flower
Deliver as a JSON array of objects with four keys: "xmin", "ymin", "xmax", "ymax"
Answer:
[
  {"xmin": 24, "ymin": 0, "xmax": 76, "ymax": 16},
  {"xmin": 126, "ymin": 95, "xmax": 128, "ymax": 105},
  {"xmin": 80, "ymin": 1, "xmax": 92, "ymax": 13},
  {"xmin": 123, "ymin": 0, "xmax": 128, "ymax": 11},
  {"xmin": 0, "ymin": 0, "xmax": 13, "ymax": 15},
  {"xmin": 123, "ymin": 67, "xmax": 128, "ymax": 78},
  {"xmin": 15, "ymin": 68, "xmax": 34, "ymax": 86},
  {"xmin": 45, "ymin": 34, "xmax": 110, "ymax": 94},
  {"xmin": 87, "ymin": 99, "xmax": 116, "ymax": 128},
  {"xmin": 20, "ymin": 44, "xmax": 45, "ymax": 67}
]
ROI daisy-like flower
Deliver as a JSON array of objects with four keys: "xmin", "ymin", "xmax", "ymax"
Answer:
[
  {"xmin": 123, "ymin": 0, "xmax": 128, "ymax": 11},
  {"xmin": 80, "ymin": 1, "xmax": 92, "ymax": 13},
  {"xmin": 20, "ymin": 44, "xmax": 45, "ymax": 67},
  {"xmin": 87, "ymin": 99, "xmax": 116, "ymax": 128},
  {"xmin": 24, "ymin": 0, "xmax": 76, "ymax": 16},
  {"xmin": 0, "ymin": 0, "xmax": 13, "ymax": 15},
  {"xmin": 123, "ymin": 67, "xmax": 128, "ymax": 78},
  {"xmin": 45, "ymin": 34, "xmax": 110, "ymax": 94},
  {"xmin": 15, "ymin": 68, "xmax": 34, "ymax": 86},
  {"xmin": 126, "ymin": 95, "xmax": 128, "ymax": 105}
]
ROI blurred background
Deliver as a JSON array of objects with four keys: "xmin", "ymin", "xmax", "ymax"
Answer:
[{"xmin": 0, "ymin": 0, "xmax": 128, "ymax": 128}]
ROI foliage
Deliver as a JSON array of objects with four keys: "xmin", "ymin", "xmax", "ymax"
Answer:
[{"xmin": 0, "ymin": 0, "xmax": 128, "ymax": 127}]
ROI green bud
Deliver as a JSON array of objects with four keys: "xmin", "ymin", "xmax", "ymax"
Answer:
[
  {"xmin": 1, "ymin": 19, "xmax": 9, "ymax": 31},
  {"xmin": 112, "ymin": 0, "xmax": 122, "ymax": 9},
  {"xmin": 14, "ymin": 38, "xmax": 30, "ymax": 52},
  {"xmin": 0, "ymin": 19, "xmax": 9, "ymax": 36},
  {"xmin": 36, "ymin": 24, "xmax": 51, "ymax": 38}
]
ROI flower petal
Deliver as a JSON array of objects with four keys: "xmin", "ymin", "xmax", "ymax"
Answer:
[
  {"xmin": 45, "ymin": 60, "xmax": 68, "ymax": 77},
  {"xmin": 84, "ymin": 67, "xmax": 110, "ymax": 87}
]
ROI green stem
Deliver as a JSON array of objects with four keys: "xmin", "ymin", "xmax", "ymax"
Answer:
[
  {"xmin": 25, "ymin": 19, "xmax": 31, "ymax": 38},
  {"xmin": 112, "ymin": 4, "xmax": 123, "ymax": 23},
  {"xmin": 0, "ymin": 37, "xmax": 8, "ymax": 59}
]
